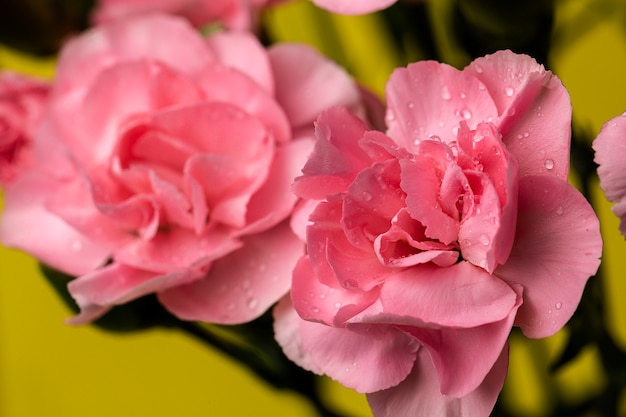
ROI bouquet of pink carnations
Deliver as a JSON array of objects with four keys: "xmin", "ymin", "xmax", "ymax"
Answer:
[{"xmin": 1, "ymin": 1, "xmax": 624, "ymax": 416}]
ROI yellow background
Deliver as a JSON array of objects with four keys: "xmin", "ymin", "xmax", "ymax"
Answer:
[{"xmin": 2, "ymin": 1, "xmax": 626, "ymax": 416}]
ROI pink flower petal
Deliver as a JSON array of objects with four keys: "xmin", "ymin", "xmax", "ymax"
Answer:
[
  {"xmin": 593, "ymin": 113, "xmax": 626, "ymax": 235},
  {"xmin": 401, "ymin": 283, "xmax": 521, "ymax": 397},
  {"xmin": 468, "ymin": 50, "xmax": 572, "ymax": 181},
  {"xmin": 67, "ymin": 261, "xmax": 210, "ymax": 324},
  {"xmin": 293, "ymin": 107, "xmax": 373, "ymax": 199},
  {"xmin": 0, "ymin": 172, "xmax": 111, "ymax": 275},
  {"xmin": 380, "ymin": 261, "xmax": 518, "ymax": 329},
  {"xmin": 312, "ymin": 0, "xmax": 397, "ymax": 15},
  {"xmin": 291, "ymin": 256, "xmax": 380, "ymax": 326},
  {"xmin": 158, "ymin": 221, "xmax": 303, "ymax": 323},
  {"xmin": 269, "ymin": 44, "xmax": 360, "ymax": 129},
  {"xmin": 275, "ymin": 293, "xmax": 420, "ymax": 393},
  {"xmin": 243, "ymin": 138, "xmax": 315, "ymax": 234},
  {"xmin": 207, "ymin": 31, "xmax": 274, "ymax": 94},
  {"xmin": 114, "ymin": 226, "xmax": 241, "ymax": 273},
  {"xmin": 307, "ymin": 200, "xmax": 393, "ymax": 291},
  {"xmin": 386, "ymin": 61, "xmax": 498, "ymax": 150},
  {"xmin": 367, "ymin": 344, "xmax": 509, "ymax": 417},
  {"xmin": 495, "ymin": 175, "xmax": 602, "ymax": 338},
  {"xmin": 55, "ymin": 14, "xmax": 214, "ymax": 94}
]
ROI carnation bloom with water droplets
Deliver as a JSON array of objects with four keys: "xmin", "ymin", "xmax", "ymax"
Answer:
[
  {"xmin": 0, "ymin": 14, "xmax": 369, "ymax": 325},
  {"xmin": 275, "ymin": 50, "xmax": 602, "ymax": 417}
]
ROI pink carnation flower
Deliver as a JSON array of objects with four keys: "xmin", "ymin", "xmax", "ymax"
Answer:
[
  {"xmin": 0, "ymin": 14, "xmax": 367, "ymax": 325},
  {"xmin": 593, "ymin": 113, "xmax": 626, "ymax": 236},
  {"xmin": 275, "ymin": 50, "xmax": 602, "ymax": 416},
  {"xmin": 0, "ymin": 72, "xmax": 50, "ymax": 185},
  {"xmin": 92, "ymin": 0, "xmax": 286, "ymax": 30}
]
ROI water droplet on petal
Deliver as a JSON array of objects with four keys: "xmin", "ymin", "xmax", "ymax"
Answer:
[
  {"xmin": 247, "ymin": 298, "xmax": 259, "ymax": 309},
  {"xmin": 362, "ymin": 191, "xmax": 372, "ymax": 201},
  {"xmin": 344, "ymin": 279, "xmax": 358, "ymax": 289},
  {"xmin": 461, "ymin": 108, "xmax": 472, "ymax": 120},
  {"xmin": 556, "ymin": 206, "xmax": 564, "ymax": 216},
  {"xmin": 474, "ymin": 64, "xmax": 484, "ymax": 73},
  {"xmin": 407, "ymin": 101, "xmax": 415, "ymax": 109},
  {"xmin": 319, "ymin": 293, "xmax": 326, "ymax": 299},
  {"xmin": 71, "ymin": 240, "xmax": 83, "ymax": 251},
  {"xmin": 479, "ymin": 234, "xmax": 490, "ymax": 246},
  {"xmin": 504, "ymin": 86, "xmax": 514, "ymax": 97},
  {"xmin": 555, "ymin": 302, "xmax": 562, "ymax": 310},
  {"xmin": 544, "ymin": 159, "xmax": 554, "ymax": 170},
  {"xmin": 335, "ymin": 302, "xmax": 342, "ymax": 308},
  {"xmin": 441, "ymin": 86, "xmax": 451, "ymax": 100},
  {"xmin": 523, "ymin": 132, "xmax": 530, "ymax": 138}
]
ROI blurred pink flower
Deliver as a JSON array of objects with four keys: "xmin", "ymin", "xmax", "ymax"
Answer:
[
  {"xmin": 0, "ymin": 14, "xmax": 368, "ymax": 325},
  {"xmin": 593, "ymin": 113, "xmax": 626, "ymax": 237},
  {"xmin": 0, "ymin": 72, "xmax": 49, "ymax": 185},
  {"xmin": 275, "ymin": 50, "xmax": 602, "ymax": 417},
  {"xmin": 92, "ymin": 0, "xmax": 286, "ymax": 30},
  {"xmin": 312, "ymin": 0, "xmax": 398, "ymax": 15}
]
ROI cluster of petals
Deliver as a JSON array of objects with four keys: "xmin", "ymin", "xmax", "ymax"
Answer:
[
  {"xmin": 593, "ymin": 112, "xmax": 626, "ymax": 237},
  {"xmin": 0, "ymin": 72, "xmax": 50, "ymax": 185},
  {"xmin": 92, "ymin": 0, "xmax": 287, "ymax": 30},
  {"xmin": 0, "ymin": 13, "xmax": 367, "ymax": 325},
  {"xmin": 275, "ymin": 50, "xmax": 602, "ymax": 417}
]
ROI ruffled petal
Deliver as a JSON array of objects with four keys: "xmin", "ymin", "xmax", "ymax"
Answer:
[
  {"xmin": 468, "ymin": 50, "xmax": 571, "ymax": 181},
  {"xmin": 380, "ymin": 261, "xmax": 518, "ymax": 329},
  {"xmin": 276, "ymin": 295, "xmax": 420, "ymax": 393},
  {"xmin": 386, "ymin": 61, "xmax": 497, "ymax": 150},
  {"xmin": 269, "ymin": 43, "xmax": 360, "ymax": 129},
  {"xmin": 367, "ymin": 344, "xmax": 509, "ymax": 417},
  {"xmin": 242, "ymin": 138, "xmax": 314, "ymax": 234},
  {"xmin": 291, "ymin": 256, "xmax": 380, "ymax": 326},
  {"xmin": 593, "ymin": 113, "xmax": 626, "ymax": 235},
  {"xmin": 206, "ymin": 31, "xmax": 274, "ymax": 94},
  {"xmin": 0, "ymin": 172, "xmax": 110, "ymax": 275},
  {"xmin": 55, "ymin": 14, "xmax": 214, "ymax": 93},
  {"xmin": 159, "ymin": 221, "xmax": 302, "ymax": 323},
  {"xmin": 293, "ymin": 107, "xmax": 373, "ymax": 199},
  {"xmin": 495, "ymin": 175, "xmax": 602, "ymax": 338}
]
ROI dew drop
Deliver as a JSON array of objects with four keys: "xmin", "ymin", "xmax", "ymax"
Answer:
[
  {"xmin": 474, "ymin": 64, "xmax": 484, "ymax": 73},
  {"xmin": 459, "ymin": 92, "xmax": 467, "ymax": 99},
  {"xmin": 362, "ymin": 191, "xmax": 372, "ymax": 201},
  {"xmin": 344, "ymin": 279, "xmax": 358, "ymax": 289},
  {"xmin": 71, "ymin": 240, "xmax": 83, "ymax": 251},
  {"xmin": 504, "ymin": 86, "xmax": 514, "ymax": 97},
  {"xmin": 556, "ymin": 206, "xmax": 564, "ymax": 216},
  {"xmin": 479, "ymin": 234, "xmax": 490, "ymax": 246},
  {"xmin": 335, "ymin": 302, "xmax": 342, "ymax": 308},
  {"xmin": 247, "ymin": 298, "xmax": 259, "ymax": 309},
  {"xmin": 312, "ymin": 307, "xmax": 320, "ymax": 313},
  {"xmin": 544, "ymin": 159, "xmax": 554, "ymax": 170},
  {"xmin": 441, "ymin": 86, "xmax": 451, "ymax": 100},
  {"xmin": 555, "ymin": 302, "xmax": 562, "ymax": 310},
  {"xmin": 407, "ymin": 101, "xmax": 415, "ymax": 109},
  {"xmin": 319, "ymin": 293, "xmax": 326, "ymax": 299},
  {"xmin": 523, "ymin": 132, "xmax": 530, "ymax": 138},
  {"xmin": 461, "ymin": 108, "xmax": 473, "ymax": 120}
]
